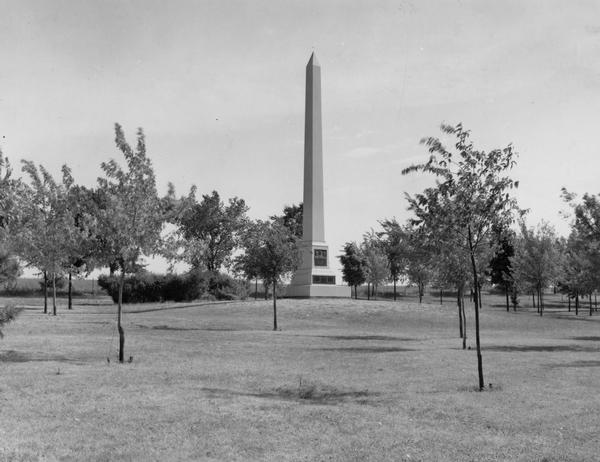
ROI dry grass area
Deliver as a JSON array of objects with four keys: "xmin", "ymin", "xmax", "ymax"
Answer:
[{"xmin": 0, "ymin": 294, "xmax": 599, "ymax": 461}]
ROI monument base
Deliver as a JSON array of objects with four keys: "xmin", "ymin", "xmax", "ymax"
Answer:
[{"xmin": 285, "ymin": 284, "xmax": 351, "ymax": 298}]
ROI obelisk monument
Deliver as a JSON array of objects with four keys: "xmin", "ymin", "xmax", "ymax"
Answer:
[{"xmin": 287, "ymin": 53, "xmax": 350, "ymax": 298}]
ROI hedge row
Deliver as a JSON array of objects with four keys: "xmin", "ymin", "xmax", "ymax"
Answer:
[{"xmin": 98, "ymin": 271, "xmax": 249, "ymax": 303}]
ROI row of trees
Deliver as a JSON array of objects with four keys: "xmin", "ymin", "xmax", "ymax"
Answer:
[
  {"xmin": 337, "ymin": 123, "xmax": 600, "ymax": 390},
  {"xmin": 0, "ymin": 124, "xmax": 303, "ymax": 360},
  {"xmin": 339, "ymin": 123, "xmax": 520, "ymax": 391}
]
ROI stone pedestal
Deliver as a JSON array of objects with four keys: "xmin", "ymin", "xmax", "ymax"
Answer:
[{"xmin": 287, "ymin": 241, "xmax": 350, "ymax": 298}]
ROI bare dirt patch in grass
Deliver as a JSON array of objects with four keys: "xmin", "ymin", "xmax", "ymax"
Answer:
[{"xmin": 200, "ymin": 382, "xmax": 375, "ymax": 405}]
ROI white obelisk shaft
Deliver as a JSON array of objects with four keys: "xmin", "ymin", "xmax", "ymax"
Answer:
[{"xmin": 303, "ymin": 52, "xmax": 325, "ymax": 243}]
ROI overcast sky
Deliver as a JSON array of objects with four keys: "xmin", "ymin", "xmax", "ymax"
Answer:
[{"xmin": 2, "ymin": 0, "xmax": 599, "ymax": 275}]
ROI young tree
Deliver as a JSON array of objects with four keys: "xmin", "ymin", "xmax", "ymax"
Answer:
[
  {"xmin": 559, "ymin": 231, "xmax": 592, "ymax": 315},
  {"xmin": 0, "ymin": 151, "xmax": 23, "ymax": 288},
  {"xmin": 560, "ymin": 189, "xmax": 600, "ymax": 315},
  {"xmin": 403, "ymin": 226, "xmax": 433, "ymax": 304},
  {"xmin": 238, "ymin": 220, "xmax": 299, "ymax": 330},
  {"xmin": 338, "ymin": 241, "xmax": 367, "ymax": 299},
  {"xmin": 378, "ymin": 218, "xmax": 407, "ymax": 300},
  {"xmin": 95, "ymin": 124, "xmax": 165, "ymax": 362},
  {"xmin": 403, "ymin": 123, "xmax": 520, "ymax": 390},
  {"xmin": 361, "ymin": 231, "xmax": 388, "ymax": 300},
  {"xmin": 435, "ymin": 246, "xmax": 471, "ymax": 347},
  {"xmin": 488, "ymin": 226, "xmax": 515, "ymax": 311},
  {"xmin": 175, "ymin": 190, "xmax": 248, "ymax": 272},
  {"xmin": 18, "ymin": 162, "xmax": 78, "ymax": 315},
  {"xmin": 0, "ymin": 304, "xmax": 22, "ymax": 338},
  {"xmin": 510, "ymin": 221, "xmax": 562, "ymax": 316}
]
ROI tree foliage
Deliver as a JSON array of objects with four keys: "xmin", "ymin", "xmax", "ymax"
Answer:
[
  {"xmin": 271, "ymin": 203, "xmax": 303, "ymax": 239},
  {"xmin": 510, "ymin": 221, "xmax": 562, "ymax": 315},
  {"xmin": 378, "ymin": 218, "xmax": 407, "ymax": 300},
  {"xmin": 338, "ymin": 241, "xmax": 367, "ymax": 299},
  {"xmin": 361, "ymin": 231, "xmax": 388, "ymax": 299},
  {"xmin": 175, "ymin": 190, "xmax": 248, "ymax": 272}
]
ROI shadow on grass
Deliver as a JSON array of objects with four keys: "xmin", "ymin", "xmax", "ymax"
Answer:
[
  {"xmin": 136, "ymin": 324, "xmax": 237, "ymax": 332},
  {"xmin": 312, "ymin": 334, "xmax": 415, "ymax": 341},
  {"xmin": 0, "ymin": 350, "xmax": 72, "ymax": 363},
  {"xmin": 485, "ymin": 344, "xmax": 600, "ymax": 353},
  {"xmin": 201, "ymin": 383, "xmax": 377, "ymax": 405},
  {"xmin": 318, "ymin": 346, "xmax": 414, "ymax": 353},
  {"xmin": 545, "ymin": 360, "xmax": 600, "ymax": 368},
  {"xmin": 571, "ymin": 336, "xmax": 600, "ymax": 341}
]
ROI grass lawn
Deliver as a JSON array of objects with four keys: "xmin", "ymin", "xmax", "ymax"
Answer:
[{"xmin": 0, "ymin": 293, "xmax": 599, "ymax": 461}]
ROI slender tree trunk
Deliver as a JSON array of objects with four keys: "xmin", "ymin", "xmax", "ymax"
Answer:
[
  {"xmin": 118, "ymin": 271, "xmax": 125, "ymax": 363},
  {"xmin": 367, "ymin": 282, "xmax": 370, "ymax": 300},
  {"xmin": 595, "ymin": 293, "xmax": 597, "ymax": 311},
  {"xmin": 43, "ymin": 271, "xmax": 48, "ymax": 314},
  {"xmin": 254, "ymin": 278, "xmax": 258, "ymax": 300},
  {"xmin": 393, "ymin": 278, "xmax": 397, "ymax": 301},
  {"xmin": 52, "ymin": 272, "xmax": 57, "ymax": 316},
  {"xmin": 478, "ymin": 283, "xmax": 482, "ymax": 310},
  {"xmin": 575, "ymin": 293, "xmax": 579, "ymax": 316},
  {"xmin": 505, "ymin": 285, "xmax": 509, "ymax": 312},
  {"xmin": 272, "ymin": 280, "xmax": 278, "ymax": 331},
  {"xmin": 418, "ymin": 283, "xmax": 423, "ymax": 303},
  {"xmin": 440, "ymin": 288, "xmax": 443, "ymax": 305},
  {"xmin": 468, "ymin": 226, "xmax": 484, "ymax": 391},
  {"xmin": 539, "ymin": 286, "xmax": 543, "ymax": 317},
  {"xmin": 462, "ymin": 295, "xmax": 467, "ymax": 350},
  {"xmin": 533, "ymin": 292, "xmax": 536, "ymax": 311},
  {"xmin": 589, "ymin": 294, "xmax": 593, "ymax": 316},
  {"xmin": 68, "ymin": 272, "xmax": 73, "ymax": 310},
  {"xmin": 354, "ymin": 285, "xmax": 357, "ymax": 299},
  {"xmin": 457, "ymin": 285, "xmax": 464, "ymax": 339},
  {"xmin": 568, "ymin": 296, "xmax": 571, "ymax": 312}
]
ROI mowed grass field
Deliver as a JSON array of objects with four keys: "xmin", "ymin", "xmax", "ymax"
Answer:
[{"xmin": 0, "ymin": 293, "xmax": 599, "ymax": 461}]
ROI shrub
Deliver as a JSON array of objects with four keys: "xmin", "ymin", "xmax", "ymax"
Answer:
[
  {"xmin": 97, "ymin": 270, "xmax": 249, "ymax": 303},
  {"xmin": 0, "ymin": 304, "xmax": 23, "ymax": 338}
]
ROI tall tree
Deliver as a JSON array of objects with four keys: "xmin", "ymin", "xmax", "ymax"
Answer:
[
  {"xmin": 403, "ymin": 123, "xmax": 520, "ymax": 390},
  {"xmin": 95, "ymin": 124, "xmax": 165, "ymax": 362},
  {"xmin": 175, "ymin": 190, "xmax": 248, "ymax": 272},
  {"xmin": 238, "ymin": 220, "xmax": 299, "ymax": 330},
  {"xmin": 338, "ymin": 241, "xmax": 367, "ymax": 299}
]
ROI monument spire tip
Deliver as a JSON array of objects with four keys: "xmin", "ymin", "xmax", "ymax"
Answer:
[{"xmin": 308, "ymin": 52, "xmax": 320, "ymax": 67}]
